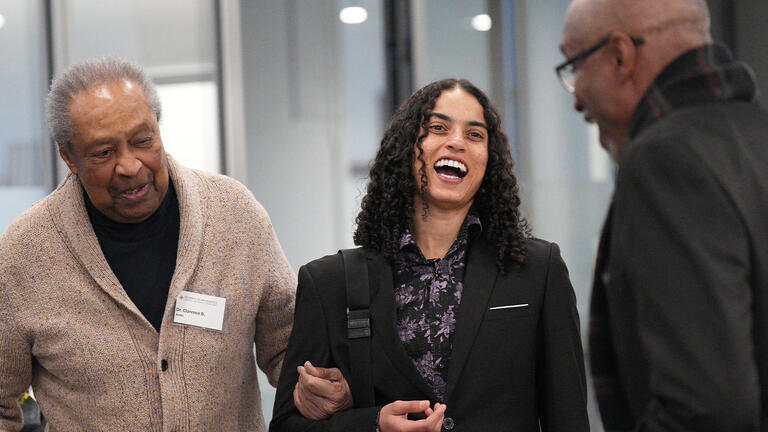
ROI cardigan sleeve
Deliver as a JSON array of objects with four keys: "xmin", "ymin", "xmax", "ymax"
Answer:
[
  {"xmin": 253, "ymin": 210, "xmax": 298, "ymax": 387},
  {"xmin": 0, "ymin": 289, "xmax": 31, "ymax": 431}
]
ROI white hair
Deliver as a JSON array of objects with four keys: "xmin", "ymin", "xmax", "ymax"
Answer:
[{"xmin": 45, "ymin": 57, "xmax": 162, "ymax": 151}]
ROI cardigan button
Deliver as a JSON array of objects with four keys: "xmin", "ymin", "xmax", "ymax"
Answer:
[
  {"xmin": 442, "ymin": 417, "xmax": 455, "ymax": 430},
  {"xmin": 161, "ymin": 359, "xmax": 168, "ymax": 371}
]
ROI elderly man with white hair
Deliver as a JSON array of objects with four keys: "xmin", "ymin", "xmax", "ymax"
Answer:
[
  {"xmin": 558, "ymin": 0, "xmax": 768, "ymax": 430},
  {"xmin": 0, "ymin": 57, "xmax": 334, "ymax": 431}
]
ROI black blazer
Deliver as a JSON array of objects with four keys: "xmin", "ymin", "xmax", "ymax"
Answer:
[
  {"xmin": 591, "ymin": 101, "xmax": 768, "ymax": 431},
  {"xmin": 270, "ymin": 237, "xmax": 588, "ymax": 431}
]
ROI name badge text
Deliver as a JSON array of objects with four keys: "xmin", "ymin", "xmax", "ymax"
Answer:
[{"xmin": 173, "ymin": 290, "xmax": 226, "ymax": 331}]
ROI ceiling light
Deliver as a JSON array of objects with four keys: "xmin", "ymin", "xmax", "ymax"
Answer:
[
  {"xmin": 471, "ymin": 14, "xmax": 492, "ymax": 32},
  {"xmin": 0, "ymin": 14, "xmax": 6, "ymax": 30},
  {"xmin": 339, "ymin": 7, "xmax": 368, "ymax": 24}
]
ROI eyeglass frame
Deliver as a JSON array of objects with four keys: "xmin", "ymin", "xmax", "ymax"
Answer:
[{"xmin": 555, "ymin": 34, "xmax": 645, "ymax": 93}]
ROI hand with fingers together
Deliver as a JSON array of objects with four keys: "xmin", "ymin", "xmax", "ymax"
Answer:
[
  {"xmin": 293, "ymin": 361, "xmax": 353, "ymax": 420},
  {"xmin": 379, "ymin": 400, "xmax": 446, "ymax": 432}
]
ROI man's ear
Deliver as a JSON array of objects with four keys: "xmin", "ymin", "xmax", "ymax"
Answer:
[
  {"xmin": 611, "ymin": 31, "xmax": 639, "ymax": 79},
  {"xmin": 59, "ymin": 146, "xmax": 79, "ymax": 176}
]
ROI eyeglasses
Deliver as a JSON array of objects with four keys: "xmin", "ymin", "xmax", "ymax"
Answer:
[{"xmin": 555, "ymin": 35, "xmax": 645, "ymax": 93}]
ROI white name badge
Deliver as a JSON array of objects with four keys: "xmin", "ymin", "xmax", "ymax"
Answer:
[{"xmin": 173, "ymin": 291, "xmax": 226, "ymax": 331}]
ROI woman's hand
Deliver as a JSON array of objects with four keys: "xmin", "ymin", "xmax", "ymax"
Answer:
[{"xmin": 379, "ymin": 400, "xmax": 446, "ymax": 432}]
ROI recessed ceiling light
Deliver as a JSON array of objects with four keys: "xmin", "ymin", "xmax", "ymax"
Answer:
[
  {"xmin": 471, "ymin": 14, "xmax": 492, "ymax": 32},
  {"xmin": 339, "ymin": 7, "xmax": 368, "ymax": 24},
  {"xmin": 0, "ymin": 14, "xmax": 6, "ymax": 30}
]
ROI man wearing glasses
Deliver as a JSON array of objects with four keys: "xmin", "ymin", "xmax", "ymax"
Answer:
[{"xmin": 558, "ymin": 0, "xmax": 768, "ymax": 430}]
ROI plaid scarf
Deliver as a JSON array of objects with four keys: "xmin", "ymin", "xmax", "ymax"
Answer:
[
  {"xmin": 628, "ymin": 43, "xmax": 758, "ymax": 139},
  {"xmin": 590, "ymin": 43, "xmax": 758, "ymax": 431}
]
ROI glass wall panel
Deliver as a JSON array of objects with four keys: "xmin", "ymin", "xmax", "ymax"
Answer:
[
  {"xmin": 56, "ymin": 0, "xmax": 222, "ymax": 174},
  {"xmin": 411, "ymin": 0, "xmax": 492, "ymax": 91},
  {"xmin": 340, "ymin": 0, "xmax": 389, "ymax": 252},
  {"xmin": 409, "ymin": 0, "xmax": 521, "ymax": 165},
  {"xmin": 0, "ymin": 0, "xmax": 50, "ymax": 232},
  {"xmin": 240, "ymin": 0, "xmax": 387, "ymax": 421}
]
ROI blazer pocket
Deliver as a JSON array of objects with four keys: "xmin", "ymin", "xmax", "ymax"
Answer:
[{"xmin": 484, "ymin": 304, "xmax": 532, "ymax": 321}]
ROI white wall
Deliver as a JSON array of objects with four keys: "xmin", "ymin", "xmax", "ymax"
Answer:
[
  {"xmin": 411, "ymin": 0, "xmax": 492, "ymax": 90},
  {"xmin": 240, "ymin": 0, "xmax": 345, "ymax": 272}
]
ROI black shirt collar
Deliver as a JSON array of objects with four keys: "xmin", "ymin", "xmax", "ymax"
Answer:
[{"xmin": 84, "ymin": 179, "xmax": 178, "ymax": 241}]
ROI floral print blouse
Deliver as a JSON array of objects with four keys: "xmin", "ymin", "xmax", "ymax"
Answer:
[{"xmin": 393, "ymin": 214, "xmax": 481, "ymax": 401}]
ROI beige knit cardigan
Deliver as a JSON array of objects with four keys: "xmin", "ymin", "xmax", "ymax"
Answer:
[{"xmin": 0, "ymin": 157, "xmax": 297, "ymax": 431}]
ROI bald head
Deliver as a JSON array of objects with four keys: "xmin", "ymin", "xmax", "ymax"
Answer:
[
  {"xmin": 559, "ymin": 0, "xmax": 713, "ymax": 161},
  {"xmin": 564, "ymin": 0, "xmax": 711, "ymax": 54}
]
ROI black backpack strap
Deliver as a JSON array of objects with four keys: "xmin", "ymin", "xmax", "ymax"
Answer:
[{"xmin": 340, "ymin": 248, "xmax": 374, "ymax": 408}]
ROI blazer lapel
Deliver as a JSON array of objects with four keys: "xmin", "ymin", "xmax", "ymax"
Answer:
[
  {"xmin": 367, "ymin": 251, "xmax": 437, "ymax": 400},
  {"xmin": 444, "ymin": 237, "xmax": 499, "ymax": 402}
]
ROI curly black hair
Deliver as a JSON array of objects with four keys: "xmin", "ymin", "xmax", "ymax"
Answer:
[{"xmin": 353, "ymin": 78, "xmax": 530, "ymax": 271}]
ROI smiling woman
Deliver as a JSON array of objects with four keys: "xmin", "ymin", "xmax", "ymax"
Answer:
[
  {"xmin": 270, "ymin": 78, "xmax": 589, "ymax": 432},
  {"xmin": 410, "ymin": 87, "xmax": 489, "ymax": 247},
  {"xmin": 356, "ymin": 79, "xmax": 525, "ymax": 270}
]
